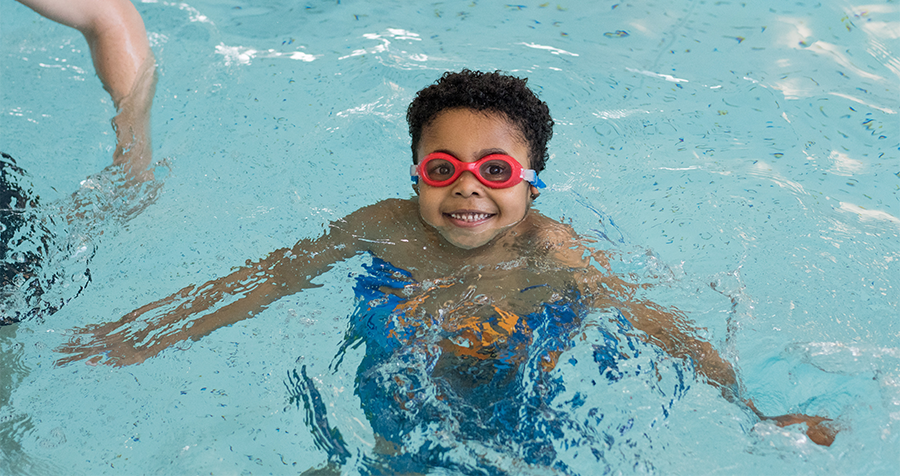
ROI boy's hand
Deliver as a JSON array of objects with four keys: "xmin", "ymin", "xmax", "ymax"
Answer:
[
  {"xmin": 767, "ymin": 413, "xmax": 838, "ymax": 447},
  {"xmin": 55, "ymin": 291, "xmax": 190, "ymax": 367},
  {"xmin": 746, "ymin": 400, "xmax": 839, "ymax": 446},
  {"xmin": 55, "ymin": 321, "xmax": 157, "ymax": 367}
]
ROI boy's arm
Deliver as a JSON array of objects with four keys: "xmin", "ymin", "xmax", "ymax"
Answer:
[
  {"xmin": 55, "ymin": 229, "xmax": 358, "ymax": 367},
  {"xmin": 617, "ymin": 296, "xmax": 838, "ymax": 446},
  {"xmin": 568, "ymin": 245, "xmax": 837, "ymax": 446},
  {"xmin": 570, "ymin": 259, "xmax": 739, "ymax": 389},
  {"xmin": 17, "ymin": 0, "xmax": 156, "ymax": 180}
]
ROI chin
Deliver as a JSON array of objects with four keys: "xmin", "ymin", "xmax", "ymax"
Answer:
[
  {"xmin": 440, "ymin": 232, "xmax": 492, "ymax": 250},
  {"xmin": 451, "ymin": 241, "xmax": 484, "ymax": 250}
]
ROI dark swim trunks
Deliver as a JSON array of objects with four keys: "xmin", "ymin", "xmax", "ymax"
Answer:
[
  {"xmin": 1, "ymin": 152, "xmax": 43, "ymax": 325},
  {"xmin": 1, "ymin": 152, "xmax": 36, "ymax": 275},
  {"xmin": 0, "ymin": 152, "xmax": 93, "ymax": 325}
]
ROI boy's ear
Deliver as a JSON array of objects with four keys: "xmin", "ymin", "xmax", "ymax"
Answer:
[
  {"xmin": 529, "ymin": 185, "xmax": 540, "ymax": 201},
  {"xmin": 412, "ymin": 183, "xmax": 420, "ymax": 195}
]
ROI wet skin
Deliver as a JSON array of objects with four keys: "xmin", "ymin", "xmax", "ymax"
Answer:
[{"xmin": 415, "ymin": 108, "xmax": 541, "ymax": 250}]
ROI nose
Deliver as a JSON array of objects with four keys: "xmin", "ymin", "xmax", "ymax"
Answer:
[{"xmin": 451, "ymin": 170, "xmax": 483, "ymax": 197}]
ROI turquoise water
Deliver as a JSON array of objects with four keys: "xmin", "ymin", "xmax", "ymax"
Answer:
[{"xmin": 1, "ymin": 0, "xmax": 898, "ymax": 474}]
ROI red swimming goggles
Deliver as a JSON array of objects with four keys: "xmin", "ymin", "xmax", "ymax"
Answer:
[{"xmin": 410, "ymin": 152, "xmax": 546, "ymax": 189}]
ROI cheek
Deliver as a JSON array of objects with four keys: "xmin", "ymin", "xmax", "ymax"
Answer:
[
  {"xmin": 416, "ymin": 190, "xmax": 443, "ymax": 222},
  {"xmin": 497, "ymin": 190, "xmax": 530, "ymax": 218}
]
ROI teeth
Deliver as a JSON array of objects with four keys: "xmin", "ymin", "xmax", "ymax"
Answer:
[{"xmin": 449, "ymin": 212, "xmax": 491, "ymax": 222}]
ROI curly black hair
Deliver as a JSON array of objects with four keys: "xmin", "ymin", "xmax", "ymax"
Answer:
[{"xmin": 406, "ymin": 69, "xmax": 553, "ymax": 174}]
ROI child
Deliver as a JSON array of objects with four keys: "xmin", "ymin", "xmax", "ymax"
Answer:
[{"xmin": 56, "ymin": 70, "xmax": 836, "ymax": 465}]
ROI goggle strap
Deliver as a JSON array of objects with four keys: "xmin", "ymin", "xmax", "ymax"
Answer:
[
  {"xmin": 522, "ymin": 170, "xmax": 546, "ymax": 189},
  {"xmin": 410, "ymin": 164, "xmax": 419, "ymax": 183}
]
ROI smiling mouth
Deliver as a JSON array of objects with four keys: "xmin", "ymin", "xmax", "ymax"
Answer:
[{"xmin": 446, "ymin": 212, "xmax": 494, "ymax": 223}]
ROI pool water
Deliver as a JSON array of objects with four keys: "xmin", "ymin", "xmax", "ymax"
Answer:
[{"xmin": 1, "ymin": 0, "xmax": 898, "ymax": 474}]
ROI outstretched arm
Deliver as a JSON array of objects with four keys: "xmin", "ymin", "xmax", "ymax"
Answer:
[
  {"xmin": 55, "ymin": 199, "xmax": 407, "ymax": 366},
  {"xmin": 569, "ymin": 246, "xmax": 838, "ymax": 446},
  {"xmin": 622, "ymin": 298, "xmax": 837, "ymax": 446},
  {"xmin": 56, "ymin": 231, "xmax": 358, "ymax": 367},
  {"xmin": 17, "ymin": 0, "xmax": 157, "ymax": 180}
]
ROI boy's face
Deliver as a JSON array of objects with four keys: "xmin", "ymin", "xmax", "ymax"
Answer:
[{"xmin": 416, "ymin": 108, "xmax": 539, "ymax": 250}]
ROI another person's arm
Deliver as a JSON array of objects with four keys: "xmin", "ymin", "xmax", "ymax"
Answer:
[{"xmin": 17, "ymin": 0, "xmax": 156, "ymax": 180}]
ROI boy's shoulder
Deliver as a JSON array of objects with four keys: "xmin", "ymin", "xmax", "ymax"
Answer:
[
  {"xmin": 341, "ymin": 198, "xmax": 416, "ymax": 221},
  {"xmin": 356, "ymin": 199, "xmax": 419, "ymax": 231},
  {"xmin": 525, "ymin": 211, "xmax": 579, "ymax": 246},
  {"xmin": 338, "ymin": 198, "xmax": 422, "ymax": 241},
  {"xmin": 522, "ymin": 212, "xmax": 590, "ymax": 268}
]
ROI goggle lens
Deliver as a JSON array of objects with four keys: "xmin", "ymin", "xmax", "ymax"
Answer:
[
  {"xmin": 423, "ymin": 158, "xmax": 457, "ymax": 182},
  {"xmin": 478, "ymin": 159, "xmax": 514, "ymax": 183}
]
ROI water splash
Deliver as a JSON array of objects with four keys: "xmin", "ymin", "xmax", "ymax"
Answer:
[{"xmin": 0, "ymin": 154, "xmax": 165, "ymax": 325}]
